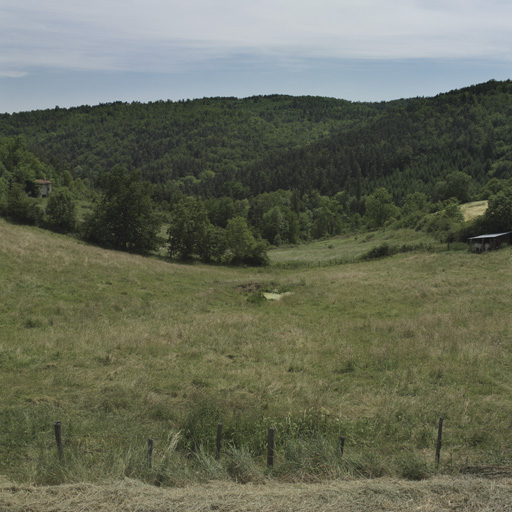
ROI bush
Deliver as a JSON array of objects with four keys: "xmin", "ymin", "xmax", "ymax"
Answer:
[
  {"xmin": 224, "ymin": 217, "xmax": 269, "ymax": 266},
  {"xmin": 6, "ymin": 183, "xmax": 42, "ymax": 225},
  {"xmin": 361, "ymin": 243, "xmax": 396, "ymax": 260},
  {"xmin": 45, "ymin": 188, "xmax": 77, "ymax": 233},
  {"xmin": 483, "ymin": 189, "xmax": 512, "ymax": 233}
]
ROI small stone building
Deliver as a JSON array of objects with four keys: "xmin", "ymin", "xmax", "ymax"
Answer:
[
  {"xmin": 467, "ymin": 231, "xmax": 512, "ymax": 252},
  {"xmin": 34, "ymin": 179, "xmax": 52, "ymax": 197}
]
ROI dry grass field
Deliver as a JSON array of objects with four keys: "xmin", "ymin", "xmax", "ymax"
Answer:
[
  {"xmin": 460, "ymin": 201, "xmax": 488, "ymax": 221},
  {"xmin": 1, "ymin": 217, "xmax": 512, "ymax": 508},
  {"xmin": 2, "ymin": 475, "xmax": 512, "ymax": 512}
]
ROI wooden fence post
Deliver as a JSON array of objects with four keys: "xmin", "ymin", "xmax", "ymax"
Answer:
[
  {"xmin": 435, "ymin": 417, "xmax": 443, "ymax": 466},
  {"xmin": 267, "ymin": 427, "xmax": 275, "ymax": 469},
  {"xmin": 339, "ymin": 436, "xmax": 345, "ymax": 456},
  {"xmin": 216, "ymin": 423, "xmax": 223, "ymax": 460},
  {"xmin": 147, "ymin": 438, "xmax": 154, "ymax": 468},
  {"xmin": 54, "ymin": 421, "xmax": 63, "ymax": 461}
]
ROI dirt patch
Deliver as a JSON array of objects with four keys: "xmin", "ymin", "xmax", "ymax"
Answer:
[
  {"xmin": 236, "ymin": 283, "xmax": 264, "ymax": 293},
  {"xmin": 2, "ymin": 476, "xmax": 512, "ymax": 512}
]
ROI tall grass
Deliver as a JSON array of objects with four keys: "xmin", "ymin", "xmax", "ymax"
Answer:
[
  {"xmin": 1, "ymin": 219, "xmax": 512, "ymax": 484},
  {"xmin": 268, "ymin": 229, "xmax": 440, "ymax": 266}
]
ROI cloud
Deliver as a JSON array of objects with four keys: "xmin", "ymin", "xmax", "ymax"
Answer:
[
  {"xmin": 0, "ymin": 70, "xmax": 28, "ymax": 78},
  {"xmin": 1, "ymin": 0, "xmax": 512, "ymax": 77}
]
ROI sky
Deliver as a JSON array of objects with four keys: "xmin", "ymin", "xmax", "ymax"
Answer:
[{"xmin": 1, "ymin": 0, "xmax": 512, "ymax": 113}]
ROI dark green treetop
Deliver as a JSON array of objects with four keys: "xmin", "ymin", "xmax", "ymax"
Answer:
[{"xmin": 83, "ymin": 167, "xmax": 161, "ymax": 253}]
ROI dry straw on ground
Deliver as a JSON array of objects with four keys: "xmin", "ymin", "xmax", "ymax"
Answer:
[
  {"xmin": 460, "ymin": 200, "xmax": 488, "ymax": 221},
  {"xmin": 1, "ymin": 476, "xmax": 512, "ymax": 512}
]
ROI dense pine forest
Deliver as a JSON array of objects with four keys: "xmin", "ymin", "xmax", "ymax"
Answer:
[{"xmin": 1, "ymin": 79, "xmax": 512, "ymax": 260}]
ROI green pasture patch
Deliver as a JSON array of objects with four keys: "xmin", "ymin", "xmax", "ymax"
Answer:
[
  {"xmin": 268, "ymin": 229, "xmax": 439, "ymax": 266},
  {"xmin": 1, "ymin": 219, "xmax": 512, "ymax": 484}
]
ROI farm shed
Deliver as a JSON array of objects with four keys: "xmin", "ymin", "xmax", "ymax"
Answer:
[
  {"xmin": 34, "ymin": 179, "xmax": 52, "ymax": 197},
  {"xmin": 467, "ymin": 231, "xmax": 512, "ymax": 252}
]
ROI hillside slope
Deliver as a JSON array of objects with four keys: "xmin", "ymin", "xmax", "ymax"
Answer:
[
  {"xmin": 2, "ymin": 219, "xmax": 512, "ymax": 485},
  {"xmin": 1, "ymin": 80, "xmax": 512, "ymax": 201}
]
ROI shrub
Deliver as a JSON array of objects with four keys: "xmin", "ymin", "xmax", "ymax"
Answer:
[
  {"xmin": 224, "ymin": 217, "xmax": 269, "ymax": 266},
  {"xmin": 6, "ymin": 183, "xmax": 43, "ymax": 225},
  {"xmin": 361, "ymin": 243, "xmax": 395, "ymax": 260},
  {"xmin": 45, "ymin": 188, "xmax": 77, "ymax": 233}
]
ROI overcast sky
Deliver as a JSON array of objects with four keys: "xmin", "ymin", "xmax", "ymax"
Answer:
[{"xmin": 1, "ymin": 0, "xmax": 511, "ymax": 113}]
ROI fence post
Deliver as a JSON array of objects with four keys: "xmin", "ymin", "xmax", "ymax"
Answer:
[
  {"xmin": 435, "ymin": 417, "xmax": 443, "ymax": 466},
  {"xmin": 147, "ymin": 438, "xmax": 154, "ymax": 468},
  {"xmin": 267, "ymin": 427, "xmax": 275, "ymax": 469},
  {"xmin": 339, "ymin": 436, "xmax": 345, "ymax": 456},
  {"xmin": 54, "ymin": 421, "xmax": 63, "ymax": 461},
  {"xmin": 216, "ymin": 423, "xmax": 223, "ymax": 460}
]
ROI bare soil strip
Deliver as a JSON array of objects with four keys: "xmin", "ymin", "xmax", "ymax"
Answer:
[{"xmin": 2, "ymin": 476, "xmax": 512, "ymax": 512}]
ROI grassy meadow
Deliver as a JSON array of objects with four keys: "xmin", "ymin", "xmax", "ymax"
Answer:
[
  {"xmin": 1, "ymin": 218, "xmax": 512, "ymax": 486},
  {"xmin": 267, "ymin": 229, "xmax": 439, "ymax": 266}
]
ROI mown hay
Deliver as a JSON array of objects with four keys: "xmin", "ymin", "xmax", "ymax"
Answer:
[{"xmin": 1, "ymin": 476, "xmax": 512, "ymax": 512}]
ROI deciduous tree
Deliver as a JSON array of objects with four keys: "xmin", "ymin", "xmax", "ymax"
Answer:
[
  {"xmin": 83, "ymin": 167, "xmax": 161, "ymax": 253},
  {"xmin": 167, "ymin": 197, "xmax": 212, "ymax": 260},
  {"xmin": 364, "ymin": 188, "xmax": 398, "ymax": 229},
  {"xmin": 6, "ymin": 183, "xmax": 42, "ymax": 225},
  {"xmin": 224, "ymin": 216, "xmax": 268, "ymax": 266},
  {"xmin": 45, "ymin": 187, "xmax": 76, "ymax": 233},
  {"xmin": 484, "ymin": 189, "xmax": 512, "ymax": 232}
]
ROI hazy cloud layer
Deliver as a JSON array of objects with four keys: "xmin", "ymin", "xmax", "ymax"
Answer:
[
  {"xmin": 2, "ymin": 0, "xmax": 511, "ymax": 112},
  {"xmin": 2, "ymin": 0, "xmax": 512, "ymax": 76}
]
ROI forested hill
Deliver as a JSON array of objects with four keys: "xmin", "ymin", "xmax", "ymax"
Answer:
[
  {"xmin": 0, "ymin": 96, "xmax": 383, "ymax": 200},
  {"xmin": 1, "ymin": 79, "xmax": 512, "ymax": 204},
  {"xmin": 245, "ymin": 80, "xmax": 511, "ymax": 200}
]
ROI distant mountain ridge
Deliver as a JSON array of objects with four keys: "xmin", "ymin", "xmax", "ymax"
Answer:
[{"xmin": 1, "ymin": 80, "xmax": 511, "ymax": 202}]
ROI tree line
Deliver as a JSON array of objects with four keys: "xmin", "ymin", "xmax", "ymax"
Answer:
[
  {"xmin": 2, "ymin": 144, "xmax": 512, "ymax": 266},
  {"xmin": 2, "ymin": 80, "xmax": 511, "ymax": 206},
  {"xmin": 2, "ymin": 81, "xmax": 512, "ymax": 263}
]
